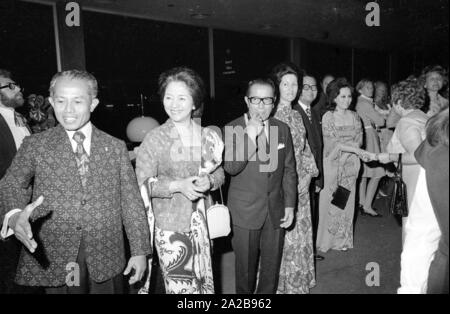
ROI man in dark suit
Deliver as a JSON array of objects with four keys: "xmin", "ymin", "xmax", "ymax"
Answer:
[
  {"xmin": 313, "ymin": 74, "xmax": 334, "ymax": 119},
  {"xmin": 0, "ymin": 70, "xmax": 151, "ymax": 294},
  {"xmin": 294, "ymin": 73, "xmax": 324, "ymax": 260},
  {"xmin": 0, "ymin": 69, "xmax": 32, "ymax": 293},
  {"xmin": 0, "ymin": 69, "xmax": 30, "ymax": 179},
  {"xmin": 224, "ymin": 78, "xmax": 297, "ymax": 294}
]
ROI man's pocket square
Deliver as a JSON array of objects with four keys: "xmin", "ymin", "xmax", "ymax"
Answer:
[{"xmin": 277, "ymin": 143, "xmax": 285, "ymax": 150}]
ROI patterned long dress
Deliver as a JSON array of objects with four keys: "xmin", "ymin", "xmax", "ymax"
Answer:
[
  {"xmin": 136, "ymin": 120, "xmax": 224, "ymax": 294},
  {"xmin": 274, "ymin": 103, "xmax": 319, "ymax": 294},
  {"xmin": 316, "ymin": 111, "xmax": 363, "ymax": 252}
]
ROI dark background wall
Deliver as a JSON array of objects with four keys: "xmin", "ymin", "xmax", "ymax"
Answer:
[
  {"xmin": 1, "ymin": 2, "xmax": 448, "ymax": 142},
  {"xmin": 301, "ymin": 41, "xmax": 352, "ymax": 83},
  {"xmin": 353, "ymin": 49, "xmax": 390, "ymax": 84},
  {"xmin": 212, "ymin": 30, "xmax": 289, "ymax": 127},
  {"xmin": 0, "ymin": 1, "xmax": 57, "ymax": 115},
  {"xmin": 83, "ymin": 11, "xmax": 209, "ymax": 140}
]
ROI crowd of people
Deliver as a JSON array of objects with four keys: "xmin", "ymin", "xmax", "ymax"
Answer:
[{"xmin": 0, "ymin": 63, "xmax": 448, "ymax": 294}]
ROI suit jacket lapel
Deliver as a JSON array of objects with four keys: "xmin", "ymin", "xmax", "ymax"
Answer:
[
  {"xmin": 310, "ymin": 108, "xmax": 322, "ymax": 138},
  {"xmin": 86, "ymin": 126, "xmax": 108, "ymax": 195},
  {"xmin": 51, "ymin": 124, "xmax": 83, "ymax": 188},
  {"xmin": 294, "ymin": 103, "xmax": 312, "ymax": 135},
  {"xmin": 0, "ymin": 114, "xmax": 17, "ymax": 155},
  {"xmin": 267, "ymin": 117, "xmax": 277, "ymax": 147}
]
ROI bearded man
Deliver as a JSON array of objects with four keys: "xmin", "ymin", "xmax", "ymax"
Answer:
[{"xmin": 0, "ymin": 69, "xmax": 31, "ymax": 293}]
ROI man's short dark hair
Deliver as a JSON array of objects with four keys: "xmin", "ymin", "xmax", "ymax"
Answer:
[{"xmin": 246, "ymin": 78, "xmax": 276, "ymax": 97}]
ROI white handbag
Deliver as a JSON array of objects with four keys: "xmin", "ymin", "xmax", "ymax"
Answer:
[{"xmin": 206, "ymin": 187, "xmax": 231, "ymax": 239}]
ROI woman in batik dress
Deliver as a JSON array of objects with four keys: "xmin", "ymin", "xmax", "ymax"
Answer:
[
  {"xmin": 136, "ymin": 67, "xmax": 224, "ymax": 294},
  {"xmin": 272, "ymin": 63, "xmax": 318, "ymax": 294}
]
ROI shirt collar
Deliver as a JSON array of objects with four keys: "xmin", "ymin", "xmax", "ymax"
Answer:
[
  {"xmin": 65, "ymin": 121, "xmax": 92, "ymax": 141},
  {"xmin": 298, "ymin": 100, "xmax": 310, "ymax": 111},
  {"xmin": 0, "ymin": 105, "xmax": 16, "ymax": 117}
]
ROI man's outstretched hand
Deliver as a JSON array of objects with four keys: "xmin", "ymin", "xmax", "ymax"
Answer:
[{"xmin": 8, "ymin": 195, "xmax": 44, "ymax": 253}]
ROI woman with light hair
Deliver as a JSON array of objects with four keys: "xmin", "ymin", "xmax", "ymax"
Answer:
[
  {"xmin": 376, "ymin": 108, "xmax": 448, "ymax": 293},
  {"xmin": 421, "ymin": 65, "xmax": 449, "ymax": 117},
  {"xmin": 370, "ymin": 76, "xmax": 429, "ymax": 244}
]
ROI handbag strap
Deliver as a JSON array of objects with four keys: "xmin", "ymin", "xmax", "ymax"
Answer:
[
  {"xmin": 200, "ymin": 126, "xmax": 225, "ymax": 206},
  {"xmin": 218, "ymin": 185, "xmax": 224, "ymax": 204},
  {"xmin": 208, "ymin": 184, "xmax": 224, "ymax": 205},
  {"xmin": 397, "ymin": 153, "xmax": 403, "ymax": 177}
]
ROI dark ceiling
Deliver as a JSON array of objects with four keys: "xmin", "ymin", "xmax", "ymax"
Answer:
[{"xmin": 22, "ymin": 0, "xmax": 449, "ymax": 52}]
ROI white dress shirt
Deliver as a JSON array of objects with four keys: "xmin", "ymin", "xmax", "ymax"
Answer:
[
  {"xmin": 0, "ymin": 106, "xmax": 31, "ymax": 149},
  {"xmin": 0, "ymin": 122, "xmax": 93, "ymax": 239},
  {"xmin": 397, "ymin": 167, "xmax": 441, "ymax": 294},
  {"xmin": 65, "ymin": 122, "xmax": 93, "ymax": 155}
]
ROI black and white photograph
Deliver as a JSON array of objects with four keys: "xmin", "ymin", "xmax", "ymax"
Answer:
[{"xmin": 0, "ymin": 0, "xmax": 448, "ymax": 298}]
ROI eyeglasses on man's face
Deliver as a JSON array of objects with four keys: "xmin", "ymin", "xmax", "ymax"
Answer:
[
  {"xmin": 302, "ymin": 84, "xmax": 318, "ymax": 91},
  {"xmin": 0, "ymin": 82, "xmax": 21, "ymax": 91},
  {"xmin": 247, "ymin": 96, "xmax": 275, "ymax": 106}
]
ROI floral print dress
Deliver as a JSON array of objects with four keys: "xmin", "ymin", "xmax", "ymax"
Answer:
[
  {"xmin": 136, "ymin": 119, "xmax": 224, "ymax": 294},
  {"xmin": 274, "ymin": 103, "xmax": 319, "ymax": 294},
  {"xmin": 316, "ymin": 111, "xmax": 363, "ymax": 252}
]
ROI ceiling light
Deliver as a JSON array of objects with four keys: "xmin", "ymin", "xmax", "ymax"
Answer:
[
  {"xmin": 259, "ymin": 24, "xmax": 278, "ymax": 30},
  {"xmin": 190, "ymin": 13, "xmax": 211, "ymax": 19}
]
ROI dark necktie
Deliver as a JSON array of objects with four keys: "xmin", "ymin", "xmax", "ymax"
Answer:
[
  {"xmin": 305, "ymin": 106, "xmax": 312, "ymax": 121},
  {"xmin": 257, "ymin": 122, "xmax": 269, "ymax": 154},
  {"xmin": 73, "ymin": 131, "xmax": 89, "ymax": 188}
]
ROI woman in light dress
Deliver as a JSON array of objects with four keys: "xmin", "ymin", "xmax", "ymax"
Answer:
[
  {"xmin": 368, "ymin": 76, "xmax": 429, "ymax": 244},
  {"xmin": 374, "ymin": 109, "xmax": 448, "ymax": 293},
  {"xmin": 316, "ymin": 78, "xmax": 369, "ymax": 253}
]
